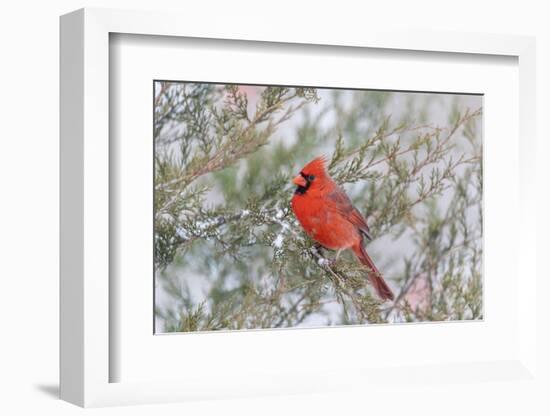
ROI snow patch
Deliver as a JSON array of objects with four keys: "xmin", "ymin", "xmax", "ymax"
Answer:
[
  {"xmin": 273, "ymin": 234, "xmax": 284, "ymax": 249},
  {"xmin": 175, "ymin": 227, "xmax": 189, "ymax": 240},
  {"xmin": 317, "ymin": 258, "xmax": 330, "ymax": 267},
  {"xmin": 195, "ymin": 218, "xmax": 219, "ymax": 230}
]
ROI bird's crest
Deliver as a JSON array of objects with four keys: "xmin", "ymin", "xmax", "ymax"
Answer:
[{"xmin": 300, "ymin": 156, "xmax": 328, "ymax": 177}]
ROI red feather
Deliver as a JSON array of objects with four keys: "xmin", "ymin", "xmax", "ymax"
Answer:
[{"xmin": 291, "ymin": 157, "xmax": 394, "ymax": 301}]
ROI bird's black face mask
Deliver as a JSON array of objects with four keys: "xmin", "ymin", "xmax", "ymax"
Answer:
[{"xmin": 294, "ymin": 172, "xmax": 315, "ymax": 195}]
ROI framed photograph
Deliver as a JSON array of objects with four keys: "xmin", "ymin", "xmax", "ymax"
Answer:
[{"xmin": 60, "ymin": 8, "xmax": 538, "ymax": 408}]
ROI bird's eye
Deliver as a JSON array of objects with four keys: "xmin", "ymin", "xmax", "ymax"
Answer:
[{"xmin": 308, "ymin": 175, "xmax": 315, "ymax": 181}]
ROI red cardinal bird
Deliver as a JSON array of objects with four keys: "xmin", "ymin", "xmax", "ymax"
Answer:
[{"xmin": 290, "ymin": 157, "xmax": 394, "ymax": 301}]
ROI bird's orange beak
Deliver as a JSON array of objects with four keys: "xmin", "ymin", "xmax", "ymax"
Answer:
[{"xmin": 292, "ymin": 175, "xmax": 307, "ymax": 187}]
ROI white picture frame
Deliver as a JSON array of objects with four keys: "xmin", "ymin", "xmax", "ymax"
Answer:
[{"xmin": 60, "ymin": 8, "xmax": 538, "ymax": 408}]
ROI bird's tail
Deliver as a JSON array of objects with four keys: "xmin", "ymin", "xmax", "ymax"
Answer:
[{"xmin": 352, "ymin": 243, "xmax": 394, "ymax": 301}]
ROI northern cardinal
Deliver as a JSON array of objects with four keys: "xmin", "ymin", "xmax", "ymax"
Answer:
[{"xmin": 290, "ymin": 157, "xmax": 394, "ymax": 301}]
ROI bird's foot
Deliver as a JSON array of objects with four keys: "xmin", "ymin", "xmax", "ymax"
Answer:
[{"xmin": 329, "ymin": 249, "xmax": 344, "ymax": 267}]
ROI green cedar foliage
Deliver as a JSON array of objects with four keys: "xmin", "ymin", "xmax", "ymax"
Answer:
[{"xmin": 154, "ymin": 82, "xmax": 483, "ymax": 332}]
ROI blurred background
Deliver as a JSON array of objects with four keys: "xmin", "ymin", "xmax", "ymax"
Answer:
[{"xmin": 154, "ymin": 82, "xmax": 482, "ymax": 332}]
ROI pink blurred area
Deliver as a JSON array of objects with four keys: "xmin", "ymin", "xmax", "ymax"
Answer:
[
  {"xmin": 221, "ymin": 84, "xmax": 265, "ymax": 116},
  {"xmin": 404, "ymin": 273, "xmax": 431, "ymax": 314}
]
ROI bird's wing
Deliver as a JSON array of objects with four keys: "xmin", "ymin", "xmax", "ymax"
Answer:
[{"xmin": 326, "ymin": 188, "xmax": 372, "ymax": 240}]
